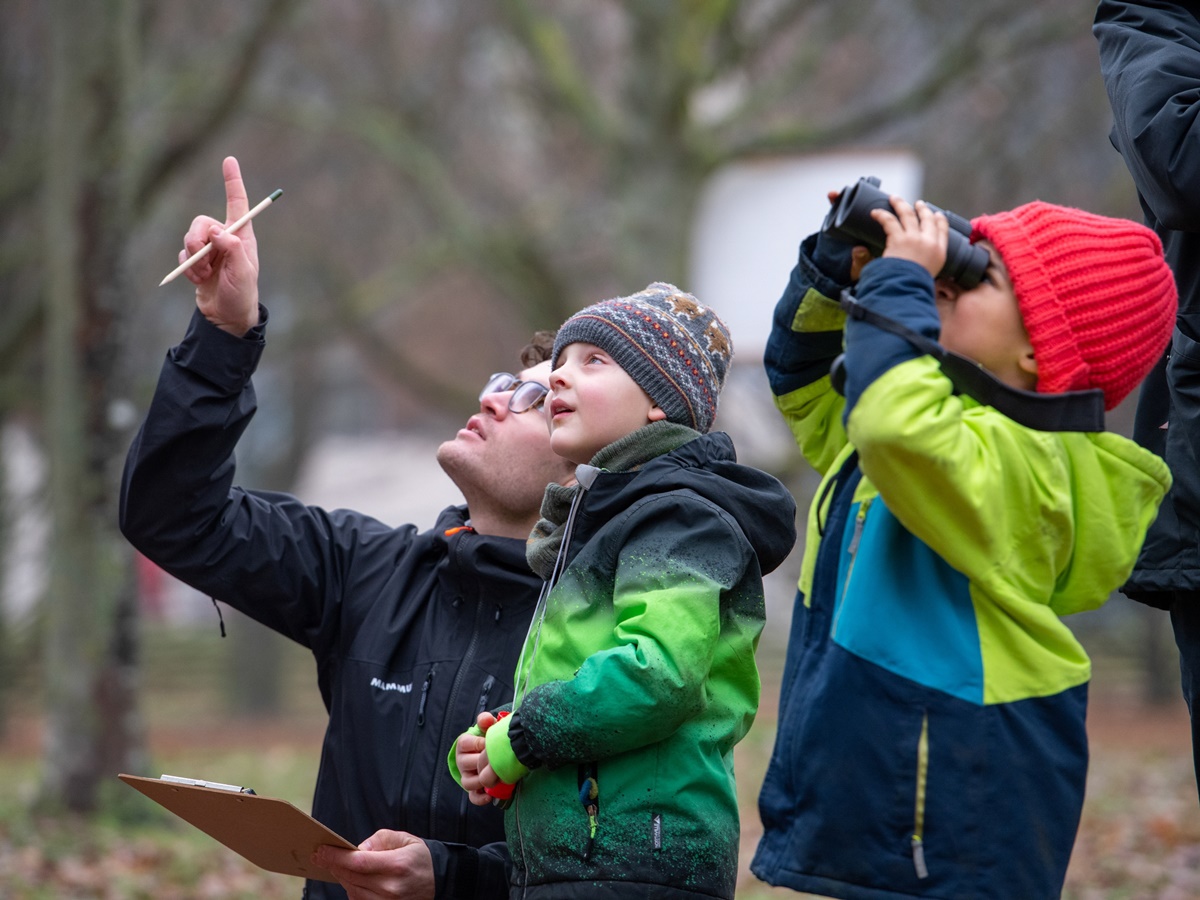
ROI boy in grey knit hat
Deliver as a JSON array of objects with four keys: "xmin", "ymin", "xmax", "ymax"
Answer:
[
  {"xmin": 550, "ymin": 281, "xmax": 733, "ymax": 435},
  {"xmin": 452, "ymin": 282, "xmax": 797, "ymax": 900}
]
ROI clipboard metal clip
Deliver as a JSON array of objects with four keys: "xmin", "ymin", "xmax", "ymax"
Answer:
[{"xmin": 160, "ymin": 774, "xmax": 256, "ymax": 794}]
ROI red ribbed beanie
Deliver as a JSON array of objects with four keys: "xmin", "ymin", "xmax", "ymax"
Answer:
[{"xmin": 971, "ymin": 201, "xmax": 1177, "ymax": 411}]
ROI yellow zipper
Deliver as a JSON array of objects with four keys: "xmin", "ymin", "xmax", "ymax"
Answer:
[{"xmin": 911, "ymin": 712, "xmax": 930, "ymax": 879}]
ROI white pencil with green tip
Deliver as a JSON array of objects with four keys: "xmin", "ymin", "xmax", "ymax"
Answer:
[{"xmin": 159, "ymin": 188, "xmax": 283, "ymax": 286}]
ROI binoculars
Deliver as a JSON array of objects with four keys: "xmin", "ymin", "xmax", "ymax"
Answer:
[{"xmin": 821, "ymin": 177, "xmax": 989, "ymax": 289}]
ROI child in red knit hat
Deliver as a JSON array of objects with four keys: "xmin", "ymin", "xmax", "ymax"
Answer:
[{"xmin": 752, "ymin": 193, "xmax": 1177, "ymax": 900}]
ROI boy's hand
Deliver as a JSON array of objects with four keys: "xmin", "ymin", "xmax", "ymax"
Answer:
[
  {"xmin": 456, "ymin": 711, "xmax": 501, "ymax": 806},
  {"xmin": 871, "ymin": 196, "xmax": 948, "ymax": 278}
]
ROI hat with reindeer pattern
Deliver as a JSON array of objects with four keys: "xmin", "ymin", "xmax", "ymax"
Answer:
[{"xmin": 551, "ymin": 282, "xmax": 733, "ymax": 433}]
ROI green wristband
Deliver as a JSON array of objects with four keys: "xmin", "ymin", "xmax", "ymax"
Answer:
[{"xmin": 484, "ymin": 714, "xmax": 531, "ymax": 785}]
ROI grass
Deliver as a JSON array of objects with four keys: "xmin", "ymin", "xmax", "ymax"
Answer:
[{"xmin": 0, "ymin": 746, "xmax": 323, "ymax": 899}]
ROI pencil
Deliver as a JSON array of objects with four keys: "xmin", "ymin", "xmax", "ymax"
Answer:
[{"xmin": 159, "ymin": 188, "xmax": 283, "ymax": 286}]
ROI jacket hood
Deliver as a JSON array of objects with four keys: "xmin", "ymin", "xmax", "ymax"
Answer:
[{"xmin": 572, "ymin": 432, "xmax": 797, "ymax": 576}]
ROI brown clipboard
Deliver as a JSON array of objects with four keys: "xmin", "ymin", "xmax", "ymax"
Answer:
[{"xmin": 118, "ymin": 774, "xmax": 356, "ymax": 883}]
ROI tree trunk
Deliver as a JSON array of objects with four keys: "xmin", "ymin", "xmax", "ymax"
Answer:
[
  {"xmin": 0, "ymin": 428, "xmax": 10, "ymax": 739},
  {"xmin": 39, "ymin": 0, "xmax": 146, "ymax": 814}
]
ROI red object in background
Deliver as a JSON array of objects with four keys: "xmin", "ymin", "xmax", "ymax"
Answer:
[
  {"xmin": 484, "ymin": 711, "xmax": 516, "ymax": 799},
  {"xmin": 137, "ymin": 552, "xmax": 167, "ymax": 618}
]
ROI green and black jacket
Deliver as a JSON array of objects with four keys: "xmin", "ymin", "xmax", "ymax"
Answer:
[{"xmin": 457, "ymin": 427, "xmax": 796, "ymax": 899}]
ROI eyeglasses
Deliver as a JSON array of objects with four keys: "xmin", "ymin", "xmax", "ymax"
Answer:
[{"xmin": 479, "ymin": 372, "xmax": 549, "ymax": 414}]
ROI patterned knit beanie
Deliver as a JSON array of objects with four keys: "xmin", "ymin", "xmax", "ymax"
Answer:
[
  {"xmin": 551, "ymin": 282, "xmax": 733, "ymax": 433},
  {"xmin": 971, "ymin": 201, "xmax": 1177, "ymax": 411}
]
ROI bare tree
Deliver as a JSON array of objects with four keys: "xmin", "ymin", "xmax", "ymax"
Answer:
[
  {"xmin": 258, "ymin": 0, "xmax": 1108, "ymax": 400},
  {"xmin": 5, "ymin": 0, "xmax": 302, "ymax": 814}
]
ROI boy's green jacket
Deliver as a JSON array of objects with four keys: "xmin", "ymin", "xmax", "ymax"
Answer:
[
  {"xmin": 453, "ymin": 428, "xmax": 797, "ymax": 899},
  {"xmin": 752, "ymin": 240, "xmax": 1171, "ymax": 900}
]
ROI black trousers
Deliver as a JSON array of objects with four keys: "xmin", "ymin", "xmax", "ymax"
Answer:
[{"xmin": 1171, "ymin": 591, "xmax": 1200, "ymax": 801}]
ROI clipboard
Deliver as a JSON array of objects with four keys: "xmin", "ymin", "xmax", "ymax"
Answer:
[{"xmin": 118, "ymin": 773, "xmax": 356, "ymax": 883}]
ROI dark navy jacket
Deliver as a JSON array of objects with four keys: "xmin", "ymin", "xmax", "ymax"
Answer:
[
  {"xmin": 1096, "ymin": 0, "xmax": 1200, "ymax": 604},
  {"xmin": 119, "ymin": 309, "xmax": 539, "ymax": 900}
]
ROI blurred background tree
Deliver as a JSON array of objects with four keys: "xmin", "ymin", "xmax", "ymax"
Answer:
[
  {"xmin": 1, "ymin": 0, "xmax": 1170, "ymax": 822},
  {"xmin": 4, "ymin": 0, "xmax": 303, "ymax": 813}
]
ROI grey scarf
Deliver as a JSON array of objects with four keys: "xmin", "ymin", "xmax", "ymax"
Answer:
[{"xmin": 525, "ymin": 420, "xmax": 700, "ymax": 579}]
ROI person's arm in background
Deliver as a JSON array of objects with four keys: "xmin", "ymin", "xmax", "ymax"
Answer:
[
  {"xmin": 1095, "ymin": 2, "xmax": 1200, "ymax": 231},
  {"xmin": 1096, "ymin": 2, "xmax": 1200, "ymax": 531}
]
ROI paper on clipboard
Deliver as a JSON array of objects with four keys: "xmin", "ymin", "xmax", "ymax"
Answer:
[{"xmin": 118, "ymin": 773, "xmax": 356, "ymax": 883}]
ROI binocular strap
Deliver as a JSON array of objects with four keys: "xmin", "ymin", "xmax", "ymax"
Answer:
[{"xmin": 837, "ymin": 290, "xmax": 1105, "ymax": 433}]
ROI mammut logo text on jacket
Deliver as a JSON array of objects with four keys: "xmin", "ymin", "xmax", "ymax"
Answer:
[{"xmin": 370, "ymin": 677, "xmax": 412, "ymax": 693}]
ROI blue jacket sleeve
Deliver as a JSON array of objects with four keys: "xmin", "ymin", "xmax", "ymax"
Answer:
[
  {"xmin": 763, "ymin": 233, "xmax": 853, "ymax": 396},
  {"xmin": 842, "ymin": 257, "xmax": 941, "ymax": 419}
]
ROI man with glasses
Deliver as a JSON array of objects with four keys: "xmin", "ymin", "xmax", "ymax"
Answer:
[{"xmin": 119, "ymin": 157, "xmax": 576, "ymax": 900}]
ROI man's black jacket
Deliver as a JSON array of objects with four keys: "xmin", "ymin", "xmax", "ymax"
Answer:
[{"xmin": 119, "ymin": 310, "xmax": 538, "ymax": 899}]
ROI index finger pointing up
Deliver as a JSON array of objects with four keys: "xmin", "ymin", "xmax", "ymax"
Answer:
[{"xmin": 222, "ymin": 156, "xmax": 250, "ymax": 224}]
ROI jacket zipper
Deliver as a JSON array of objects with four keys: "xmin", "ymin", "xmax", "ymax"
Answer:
[
  {"xmin": 578, "ymin": 763, "xmax": 599, "ymax": 862},
  {"xmin": 416, "ymin": 668, "xmax": 434, "ymax": 726},
  {"xmin": 831, "ymin": 498, "xmax": 870, "ymax": 638},
  {"xmin": 476, "ymin": 674, "xmax": 496, "ymax": 715},
  {"xmin": 911, "ymin": 711, "xmax": 930, "ymax": 879},
  {"xmin": 432, "ymin": 536, "xmax": 486, "ymax": 840},
  {"xmin": 514, "ymin": 469, "xmax": 595, "ymax": 898},
  {"xmin": 399, "ymin": 664, "xmax": 436, "ymax": 815},
  {"xmin": 458, "ymin": 674, "xmax": 497, "ymax": 828}
]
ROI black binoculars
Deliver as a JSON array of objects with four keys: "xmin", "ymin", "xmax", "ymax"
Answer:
[{"xmin": 821, "ymin": 177, "xmax": 989, "ymax": 289}]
